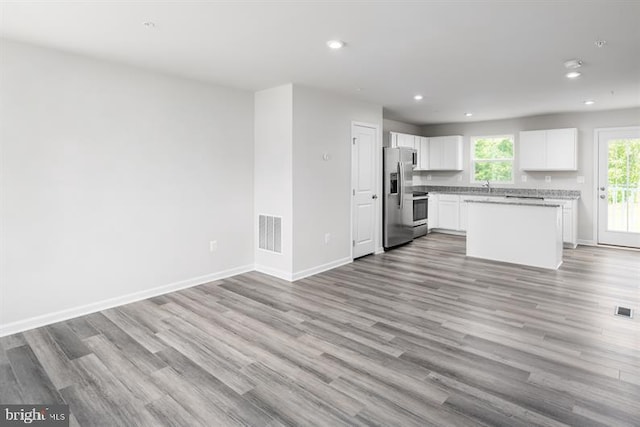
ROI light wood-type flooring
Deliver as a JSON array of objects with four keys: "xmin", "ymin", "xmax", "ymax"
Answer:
[{"xmin": 1, "ymin": 233, "xmax": 639, "ymax": 426}]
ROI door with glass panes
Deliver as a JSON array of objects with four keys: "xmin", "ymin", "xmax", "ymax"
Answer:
[{"xmin": 597, "ymin": 127, "xmax": 640, "ymax": 248}]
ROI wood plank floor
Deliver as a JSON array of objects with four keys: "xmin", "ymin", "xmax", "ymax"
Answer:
[{"xmin": 1, "ymin": 233, "xmax": 639, "ymax": 426}]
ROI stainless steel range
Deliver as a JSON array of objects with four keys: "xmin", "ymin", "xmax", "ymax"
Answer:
[{"xmin": 412, "ymin": 191, "xmax": 428, "ymax": 238}]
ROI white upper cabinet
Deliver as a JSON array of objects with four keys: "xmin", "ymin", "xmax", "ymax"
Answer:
[
  {"xmin": 389, "ymin": 132, "xmax": 462, "ymax": 171},
  {"xmin": 427, "ymin": 136, "xmax": 463, "ymax": 171},
  {"xmin": 396, "ymin": 133, "xmax": 416, "ymax": 149},
  {"xmin": 519, "ymin": 128, "xmax": 577, "ymax": 171},
  {"xmin": 417, "ymin": 136, "xmax": 429, "ymax": 170}
]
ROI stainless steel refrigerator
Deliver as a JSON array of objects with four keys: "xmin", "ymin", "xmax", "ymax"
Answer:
[{"xmin": 383, "ymin": 147, "xmax": 416, "ymax": 249}]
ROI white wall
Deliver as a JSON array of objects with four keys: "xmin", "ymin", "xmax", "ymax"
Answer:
[
  {"xmin": 0, "ymin": 39, "xmax": 255, "ymax": 333},
  {"xmin": 254, "ymin": 85, "xmax": 293, "ymax": 277},
  {"xmin": 420, "ymin": 107, "xmax": 640, "ymax": 242},
  {"xmin": 292, "ymin": 86, "xmax": 383, "ymax": 275}
]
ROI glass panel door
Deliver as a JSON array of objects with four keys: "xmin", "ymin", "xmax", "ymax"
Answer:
[{"xmin": 598, "ymin": 128, "xmax": 640, "ymax": 247}]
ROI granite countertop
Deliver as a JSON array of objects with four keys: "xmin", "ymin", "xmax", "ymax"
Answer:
[
  {"xmin": 414, "ymin": 185, "xmax": 580, "ymax": 200},
  {"xmin": 465, "ymin": 199, "xmax": 563, "ymax": 208}
]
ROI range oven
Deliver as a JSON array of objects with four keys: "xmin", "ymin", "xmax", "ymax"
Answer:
[{"xmin": 412, "ymin": 191, "xmax": 428, "ymax": 238}]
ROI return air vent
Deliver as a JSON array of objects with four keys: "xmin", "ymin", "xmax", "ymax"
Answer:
[
  {"xmin": 615, "ymin": 306, "xmax": 633, "ymax": 318},
  {"xmin": 258, "ymin": 214, "xmax": 282, "ymax": 253}
]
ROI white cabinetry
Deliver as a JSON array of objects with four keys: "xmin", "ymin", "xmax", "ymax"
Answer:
[
  {"xmin": 390, "ymin": 132, "xmax": 463, "ymax": 171},
  {"xmin": 436, "ymin": 194, "xmax": 460, "ymax": 230},
  {"xmin": 459, "ymin": 195, "xmax": 491, "ymax": 231},
  {"xmin": 519, "ymin": 128, "xmax": 577, "ymax": 171},
  {"xmin": 417, "ymin": 137, "xmax": 429, "ymax": 171},
  {"xmin": 393, "ymin": 132, "xmax": 416, "ymax": 149},
  {"xmin": 430, "ymin": 193, "xmax": 579, "ymax": 247},
  {"xmin": 428, "ymin": 193, "xmax": 438, "ymax": 230},
  {"xmin": 428, "ymin": 136, "xmax": 463, "ymax": 171},
  {"xmin": 546, "ymin": 198, "xmax": 578, "ymax": 248}
]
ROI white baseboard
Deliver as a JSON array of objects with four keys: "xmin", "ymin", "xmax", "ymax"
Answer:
[
  {"xmin": 577, "ymin": 239, "xmax": 597, "ymax": 246},
  {"xmin": 0, "ymin": 264, "xmax": 254, "ymax": 338},
  {"xmin": 375, "ymin": 246, "xmax": 385, "ymax": 254},
  {"xmin": 431, "ymin": 228, "xmax": 466, "ymax": 236},
  {"xmin": 254, "ymin": 264, "xmax": 293, "ymax": 282},
  {"xmin": 292, "ymin": 256, "xmax": 352, "ymax": 281}
]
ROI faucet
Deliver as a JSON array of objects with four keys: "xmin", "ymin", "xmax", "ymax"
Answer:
[{"xmin": 482, "ymin": 180, "xmax": 491, "ymax": 193}]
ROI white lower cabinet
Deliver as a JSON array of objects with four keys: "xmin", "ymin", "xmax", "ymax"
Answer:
[
  {"xmin": 428, "ymin": 193, "xmax": 438, "ymax": 230},
  {"xmin": 430, "ymin": 194, "xmax": 578, "ymax": 247},
  {"xmin": 459, "ymin": 195, "xmax": 491, "ymax": 231},
  {"xmin": 546, "ymin": 199, "xmax": 578, "ymax": 248},
  {"xmin": 436, "ymin": 194, "xmax": 460, "ymax": 230}
]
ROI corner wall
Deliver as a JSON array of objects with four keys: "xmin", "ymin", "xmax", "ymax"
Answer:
[
  {"xmin": 292, "ymin": 86, "xmax": 383, "ymax": 276},
  {"xmin": 254, "ymin": 85, "xmax": 294, "ymax": 278},
  {"xmin": 0, "ymin": 39, "xmax": 255, "ymax": 334}
]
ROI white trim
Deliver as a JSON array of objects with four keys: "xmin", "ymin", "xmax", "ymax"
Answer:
[
  {"xmin": 469, "ymin": 134, "xmax": 515, "ymax": 184},
  {"xmin": 254, "ymin": 264, "xmax": 293, "ymax": 282},
  {"xmin": 292, "ymin": 256, "xmax": 352, "ymax": 281},
  {"xmin": 0, "ymin": 264, "xmax": 254, "ymax": 337},
  {"xmin": 593, "ymin": 126, "xmax": 640, "ymax": 246},
  {"xmin": 351, "ymin": 121, "xmax": 381, "ymax": 260},
  {"xmin": 375, "ymin": 246, "xmax": 384, "ymax": 254},
  {"xmin": 592, "ymin": 128, "xmax": 600, "ymax": 244},
  {"xmin": 577, "ymin": 239, "xmax": 597, "ymax": 246},
  {"xmin": 432, "ymin": 228, "xmax": 467, "ymax": 236}
]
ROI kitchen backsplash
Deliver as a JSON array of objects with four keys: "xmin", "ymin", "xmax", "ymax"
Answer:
[{"xmin": 414, "ymin": 185, "xmax": 581, "ymax": 199}]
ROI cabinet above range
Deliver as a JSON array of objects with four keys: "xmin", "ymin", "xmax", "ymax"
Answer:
[{"xmin": 389, "ymin": 132, "xmax": 463, "ymax": 171}]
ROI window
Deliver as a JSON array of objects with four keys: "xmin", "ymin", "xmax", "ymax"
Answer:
[{"xmin": 471, "ymin": 135, "xmax": 514, "ymax": 183}]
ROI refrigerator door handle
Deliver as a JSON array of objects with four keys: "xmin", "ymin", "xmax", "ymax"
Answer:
[{"xmin": 398, "ymin": 161, "xmax": 404, "ymax": 209}]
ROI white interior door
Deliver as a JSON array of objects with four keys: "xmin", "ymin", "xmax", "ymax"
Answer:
[
  {"xmin": 352, "ymin": 123, "xmax": 377, "ymax": 258},
  {"xmin": 597, "ymin": 127, "xmax": 640, "ymax": 248}
]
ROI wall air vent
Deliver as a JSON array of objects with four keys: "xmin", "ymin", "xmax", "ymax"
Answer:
[
  {"xmin": 615, "ymin": 306, "xmax": 633, "ymax": 318},
  {"xmin": 258, "ymin": 214, "xmax": 282, "ymax": 253}
]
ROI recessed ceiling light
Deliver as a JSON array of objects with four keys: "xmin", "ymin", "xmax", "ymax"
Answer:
[
  {"xmin": 564, "ymin": 59, "xmax": 583, "ymax": 69},
  {"xmin": 584, "ymin": 100, "xmax": 595, "ymax": 105},
  {"xmin": 143, "ymin": 21, "xmax": 156, "ymax": 28},
  {"xmin": 413, "ymin": 94, "xmax": 423, "ymax": 101},
  {"xmin": 327, "ymin": 40, "xmax": 344, "ymax": 49},
  {"xmin": 595, "ymin": 40, "xmax": 607, "ymax": 48},
  {"xmin": 566, "ymin": 71, "xmax": 581, "ymax": 79},
  {"xmin": 464, "ymin": 112, "xmax": 473, "ymax": 117}
]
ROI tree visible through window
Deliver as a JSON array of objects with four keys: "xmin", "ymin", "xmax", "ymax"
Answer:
[{"xmin": 471, "ymin": 135, "xmax": 514, "ymax": 183}]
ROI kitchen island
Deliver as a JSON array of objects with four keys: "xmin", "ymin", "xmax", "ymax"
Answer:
[{"xmin": 465, "ymin": 199, "xmax": 563, "ymax": 270}]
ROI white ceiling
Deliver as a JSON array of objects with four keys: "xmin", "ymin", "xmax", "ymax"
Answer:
[{"xmin": 1, "ymin": 1, "xmax": 639, "ymax": 125}]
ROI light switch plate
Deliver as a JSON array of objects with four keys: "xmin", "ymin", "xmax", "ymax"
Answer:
[
  {"xmin": 545, "ymin": 176, "xmax": 551, "ymax": 183},
  {"xmin": 577, "ymin": 176, "xmax": 585, "ymax": 184},
  {"xmin": 521, "ymin": 175, "xmax": 527, "ymax": 182},
  {"xmin": 427, "ymin": 175, "xmax": 432, "ymax": 181}
]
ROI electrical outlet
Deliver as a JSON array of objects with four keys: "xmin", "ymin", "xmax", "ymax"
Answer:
[
  {"xmin": 457, "ymin": 175, "xmax": 463, "ymax": 182},
  {"xmin": 427, "ymin": 175, "xmax": 432, "ymax": 181},
  {"xmin": 325, "ymin": 233, "xmax": 331, "ymax": 244},
  {"xmin": 209, "ymin": 240, "xmax": 217, "ymax": 252},
  {"xmin": 577, "ymin": 176, "xmax": 585, "ymax": 184},
  {"xmin": 545, "ymin": 176, "xmax": 551, "ymax": 183},
  {"xmin": 521, "ymin": 175, "xmax": 527, "ymax": 182}
]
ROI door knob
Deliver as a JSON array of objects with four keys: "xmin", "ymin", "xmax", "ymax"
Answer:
[
  {"xmin": 372, "ymin": 194, "xmax": 378, "ymax": 199},
  {"xmin": 600, "ymin": 194, "xmax": 606, "ymax": 199},
  {"xmin": 600, "ymin": 186, "xmax": 605, "ymax": 191}
]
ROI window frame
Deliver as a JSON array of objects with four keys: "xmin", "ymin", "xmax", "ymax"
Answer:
[{"xmin": 470, "ymin": 134, "xmax": 515, "ymax": 184}]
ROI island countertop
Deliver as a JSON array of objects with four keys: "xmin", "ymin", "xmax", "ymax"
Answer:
[
  {"xmin": 464, "ymin": 199, "xmax": 563, "ymax": 208},
  {"xmin": 414, "ymin": 185, "xmax": 580, "ymax": 200}
]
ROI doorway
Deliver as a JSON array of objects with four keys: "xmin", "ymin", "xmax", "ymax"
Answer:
[
  {"xmin": 596, "ymin": 126, "xmax": 640, "ymax": 248},
  {"xmin": 351, "ymin": 122, "xmax": 380, "ymax": 258}
]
